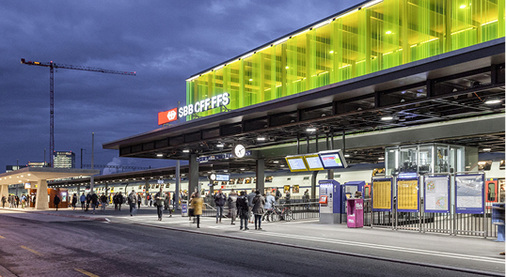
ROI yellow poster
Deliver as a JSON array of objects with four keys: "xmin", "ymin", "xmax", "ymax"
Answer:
[
  {"xmin": 397, "ymin": 180, "xmax": 418, "ymax": 211},
  {"xmin": 284, "ymin": 185, "xmax": 290, "ymax": 193},
  {"xmin": 372, "ymin": 180, "xmax": 391, "ymax": 210}
]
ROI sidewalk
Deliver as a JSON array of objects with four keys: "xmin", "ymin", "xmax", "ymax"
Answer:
[{"xmin": 1, "ymin": 206, "xmax": 504, "ymax": 275}]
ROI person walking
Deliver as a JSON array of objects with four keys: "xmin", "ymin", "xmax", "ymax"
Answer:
[
  {"xmin": 252, "ymin": 191, "xmax": 265, "ymax": 230},
  {"xmin": 100, "ymin": 193, "xmax": 108, "ymax": 211},
  {"xmin": 72, "ymin": 193, "xmax": 78, "ymax": 210},
  {"xmin": 214, "ymin": 189, "xmax": 226, "ymax": 223},
  {"xmin": 190, "ymin": 192, "xmax": 204, "ymax": 228},
  {"xmin": 164, "ymin": 191, "xmax": 172, "ymax": 217},
  {"xmin": 15, "ymin": 195, "xmax": 20, "ymax": 208},
  {"xmin": 155, "ymin": 188, "xmax": 165, "ymax": 221},
  {"xmin": 80, "ymin": 193, "xmax": 86, "ymax": 210},
  {"xmin": 21, "ymin": 194, "xmax": 27, "ymax": 209},
  {"xmin": 1, "ymin": 196, "xmax": 6, "ymax": 208},
  {"xmin": 90, "ymin": 191, "xmax": 99, "ymax": 214},
  {"xmin": 53, "ymin": 194, "xmax": 61, "ymax": 211},
  {"xmin": 227, "ymin": 189, "xmax": 238, "ymax": 225},
  {"xmin": 117, "ymin": 192, "xmax": 124, "ymax": 211},
  {"xmin": 137, "ymin": 193, "xmax": 142, "ymax": 209},
  {"xmin": 236, "ymin": 191, "xmax": 250, "ymax": 230},
  {"xmin": 128, "ymin": 190, "xmax": 137, "ymax": 216}
]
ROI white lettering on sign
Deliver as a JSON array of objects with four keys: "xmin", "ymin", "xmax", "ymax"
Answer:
[{"xmin": 179, "ymin": 92, "xmax": 230, "ymax": 118}]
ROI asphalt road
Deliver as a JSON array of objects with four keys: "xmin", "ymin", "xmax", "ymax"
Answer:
[{"xmin": 0, "ymin": 213, "xmax": 501, "ymax": 277}]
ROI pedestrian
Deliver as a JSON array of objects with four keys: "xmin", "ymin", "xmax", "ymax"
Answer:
[
  {"xmin": 53, "ymin": 194, "xmax": 61, "ymax": 211},
  {"xmin": 164, "ymin": 191, "xmax": 172, "ymax": 217},
  {"xmin": 285, "ymin": 190, "xmax": 291, "ymax": 204},
  {"xmin": 113, "ymin": 193, "xmax": 119, "ymax": 210},
  {"xmin": 137, "ymin": 193, "xmax": 142, "ymax": 209},
  {"xmin": 275, "ymin": 188, "xmax": 282, "ymax": 203},
  {"xmin": 117, "ymin": 192, "xmax": 124, "ymax": 211},
  {"xmin": 21, "ymin": 194, "xmax": 27, "ymax": 209},
  {"xmin": 80, "ymin": 193, "xmax": 86, "ymax": 210},
  {"xmin": 155, "ymin": 188, "xmax": 165, "ymax": 221},
  {"xmin": 72, "ymin": 193, "xmax": 78, "ymax": 210},
  {"xmin": 32, "ymin": 195, "xmax": 36, "ymax": 207},
  {"xmin": 91, "ymin": 191, "xmax": 98, "ymax": 214},
  {"xmin": 100, "ymin": 193, "xmax": 108, "ymax": 211},
  {"xmin": 188, "ymin": 192, "xmax": 196, "ymax": 222},
  {"xmin": 265, "ymin": 192, "xmax": 276, "ymax": 211},
  {"xmin": 190, "ymin": 192, "xmax": 204, "ymax": 228},
  {"xmin": 85, "ymin": 192, "xmax": 91, "ymax": 212},
  {"xmin": 15, "ymin": 195, "xmax": 20, "ymax": 208},
  {"xmin": 247, "ymin": 189, "xmax": 256, "ymax": 223},
  {"xmin": 128, "ymin": 190, "xmax": 137, "ymax": 216},
  {"xmin": 227, "ymin": 189, "xmax": 238, "ymax": 225},
  {"xmin": 214, "ymin": 189, "xmax": 226, "ymax": 223},
  {"xmin": 1, "ymin": 195, "xmax": 6, "ymax": 208},
  {"xmin": 252, "ymin": 191, "xmax": 265, "ymax": 230},
  {"xmin": 236, "ymin": 191, "xmax": 249, "ymax": 230}
]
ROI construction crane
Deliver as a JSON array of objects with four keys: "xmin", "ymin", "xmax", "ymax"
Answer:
[{"xmin": 20, "ymin": 58, "xmax": 136, "ymax": 167}]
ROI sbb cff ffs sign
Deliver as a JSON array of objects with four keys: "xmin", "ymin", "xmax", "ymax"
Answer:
[{"xmin": 158, "ymin": 108, "xmax": 178, "ymax": 125}]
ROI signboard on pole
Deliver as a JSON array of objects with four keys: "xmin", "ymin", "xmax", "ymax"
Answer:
[
  {"xmin": 372, "ymin": 178, "xmax": 392, "ymax": 211},
  {"xmin": 455, "ymin": 174, "xmax": 484, "ymax": 214},
  {"xmin": 424, "ymin": 175, "xmax": 450, "ymax": 213}
]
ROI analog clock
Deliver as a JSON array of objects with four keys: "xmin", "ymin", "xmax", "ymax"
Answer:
[{"xmin": 234, "ymin": 144, "xmax": 246, "ymax": 158}]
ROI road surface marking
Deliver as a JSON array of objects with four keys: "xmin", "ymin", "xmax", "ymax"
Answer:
[
  {"xmin": 257, "ymin": 232, "xmax": 503, "ymax": 264},
  {"xmin": 20, "ymin": 245, "xmax": 43, "ymax": 256},
  {"xmin": 74, "ymin": 268, "xmax": 100, "ymax": 277}
]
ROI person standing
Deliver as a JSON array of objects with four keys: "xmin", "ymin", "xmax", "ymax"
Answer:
[
  {"xmin": 72, "ymin": 193, "xmax": 78, "ymax": 210},
  {"xmin": 128, "ymin": 190, "xmax": 137, "ymax": 216},
  {"xmin": 155, "ymin": 188, "xmax": 165, "ymax": 221},
  {"xmin": 137, "ymin": 193, "xmax": 142, "ymax": 209},
  {"xmin": 15, "ymin": 195, "xmax": 20, "ymax": 208},
  {"xmin": 80, "ymin": 193, "xmax": 86, "ymax": 210},
  {"xmin": 53, "ymin": 194, "xmax": 61, "ymax": 211},
  {"xmin": 21, "ymin": 194, "xmax": 27, "ymax": 209},
  {"xmin": 1, "ymin": 196, "xmax": 6, "ymax": 208},
  {"xmin": 190, "ymin": 192, "xmax": 204, "ymax": 228},
  {"xmin": 252, "ymin": 191, "xmax": 265, "ymax": 230},
  {"xmin": 247, "ymin": 189, "xmax": 256, "ymax": 223},
  {"xmin": 236, "ymin": 191, "xmax": 250, "ymax": 230},
  {"xmin": 227, "ymin": 189, "xmax": 238, "ymax": 225},
  {"xmin": 214, "ymin": 189, "xmax": 226, "ymax": 223},
  {"xmin": 113, "ymin": 193, "xmax": 119, "ymax": 210}
]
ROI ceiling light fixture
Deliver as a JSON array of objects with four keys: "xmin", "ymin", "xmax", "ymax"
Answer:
[
  {"xmin": 485, "ymin": 99, "xmax": 501, "ymax": 105},
  {"xmin": 482, "ymin": 148, "xmax": 492, "ymax": 152},
  {"xmin": 156, "ymin": 153, "xmax": 164, "ymax": 157},
  {"xmin": 257, "ymin": 137, "xmax": 266, "ymax": 141},
  {"xmin": 306, "ymin": 127, "xmax": 317, "ymax": 132},
  {"xmin": 216, "ymin": 143, "xmax": 224, "ymax": 148},
  {"xmin": 182, "ymin": 149, "xmax": 190, "ymax": 153},
  {"xmin": 381, "ymin": 116, "xmax": 394, "ymax": 121}
]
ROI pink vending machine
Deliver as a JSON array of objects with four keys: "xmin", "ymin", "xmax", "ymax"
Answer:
[{"xmin": 346, "ymin": 198, "xmax": 364, "ymax": 228}]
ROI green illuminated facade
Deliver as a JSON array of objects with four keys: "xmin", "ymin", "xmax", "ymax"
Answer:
[{"xmin": 186, "ymin": 0, "xmax": 504, "ymax": 120}]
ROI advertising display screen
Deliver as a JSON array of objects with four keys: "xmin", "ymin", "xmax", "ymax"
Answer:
[
  {"xmin": 304, "ymin": 154, "xmax": 324, "ymax": 171},
  {"xmin": 424, "ymin": 175, "xmax": 450, "ymax": 213},
  {"xmin": 285, "ymin": 156, "xmax": 308, "ymax": 172},
  {"xmin": 318, "ymin": 150, "xmax": 348, "ymax": 169},
  {"xmin": 455, "ymin": 174, "xmax": 484, "ymax": 214}
]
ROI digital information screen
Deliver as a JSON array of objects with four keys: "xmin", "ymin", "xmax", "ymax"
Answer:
[
  {"xmin": 216, "ymin": 174, "xmax": 230, "ymax": 181},
  {"xmin": 319, "ymin": 151, "xmax": 346, "ymax": 169},
  {"xmin": 285, "ymin": 156, "xmax": 308, "ymax": 172},
  {"xmin": 304, "ymin": 155, "xmax": 324, "ymax": 171}
]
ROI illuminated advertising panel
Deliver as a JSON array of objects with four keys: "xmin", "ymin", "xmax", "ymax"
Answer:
[
  {"xmin": 158, "ymin": 107, "xmax": 178, "ymax": 125},
  {"xmin": 304, "ymin": 154, "xmax": 324, "ymax": 171},
  {"xmin": 285, "ymin": 156, "xmax": 308, "ymax": 172},
  {"xmin": 318, "ymin": 150, "xmax": 348, "ymax": 169}
]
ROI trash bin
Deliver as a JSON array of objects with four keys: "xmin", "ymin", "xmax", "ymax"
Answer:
[
  {"xmin": 347, "ymin": 198, "xmax": 364, "ymax": 228},
  {"xmin": 181, "ymin": 200, "xmax": 188, "ymax": 217},
  {"xmin": 492, "ymin": 203, "xmax": 505, "ymax": 242}
]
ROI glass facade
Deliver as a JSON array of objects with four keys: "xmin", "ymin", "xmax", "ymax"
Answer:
[{"xmin": 186, "ymin": 0, "xmax": 505, "ymax": 120}]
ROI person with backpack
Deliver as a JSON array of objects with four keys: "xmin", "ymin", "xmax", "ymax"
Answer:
[
  {"xmin": 236, "ymin": 191, "xmax": 250, "ymax": 230},
  {"xmin": 252, "ymin": 191, "xmax": 265, "ymax": 230},
  {"xmin": 127, "ymin": 190, "xmax": 137, "ymax": 216}
]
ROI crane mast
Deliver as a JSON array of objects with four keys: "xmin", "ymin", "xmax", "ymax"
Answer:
[{"xmin": 20, "ymin": 58, "xmax": 136, "ymax": 167}]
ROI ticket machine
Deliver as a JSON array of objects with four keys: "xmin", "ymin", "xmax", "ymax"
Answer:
[
  {"xmin": 341, "ymin": 181, "xmax": 365, "ymax": 213},
  {"xmin": 319, "ymin": 179, "xmax": 343, "ymax": 224}
]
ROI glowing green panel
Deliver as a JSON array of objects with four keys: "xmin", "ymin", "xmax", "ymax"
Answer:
[{"xmin": 186, "ymin": 0, "xmax": 504, "ymax": 120}]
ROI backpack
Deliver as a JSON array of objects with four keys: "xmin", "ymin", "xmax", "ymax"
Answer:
[{"xmin": 128, "ymin": 193, "xmax": 135, "ymax": 204}]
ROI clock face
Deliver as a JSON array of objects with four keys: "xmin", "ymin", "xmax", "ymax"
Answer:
[
  {"xmin": 234, "ymin": 144, "xmax": 246, "ymax": 158},
  {"xmin": 209, "ymin": 173, "xmax": 216, "ymax": 181}
]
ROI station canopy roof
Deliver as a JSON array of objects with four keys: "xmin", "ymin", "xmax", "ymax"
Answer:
[
  {"xmin": 104, "ymin": 39, "xmax": 505, "ymax": 170},
  {"xmin": 0, "ymin": 167, "xmax": 100, "ymax": 186}
]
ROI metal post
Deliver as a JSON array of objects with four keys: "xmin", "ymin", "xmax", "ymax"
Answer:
[
  {"xmin": 256, "ymin": 159, "xmax": 265, "ymax": 194},
  {"xmin": 175, "ymin": 160, "xmax": 180, "ymax": 210},
  {"xmin": 90, "ymin": 132, "xmax": 95, "ymax": 193}
]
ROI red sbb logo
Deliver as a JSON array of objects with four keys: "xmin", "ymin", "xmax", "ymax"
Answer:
[{"xmin": 158, "ymin": 108, "xmax": 178, "ymax": 125}]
